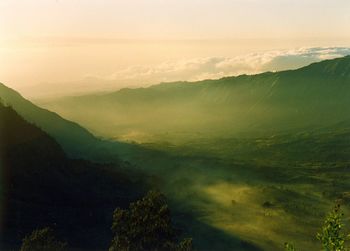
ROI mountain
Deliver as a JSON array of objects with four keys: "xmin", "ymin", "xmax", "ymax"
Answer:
[
  {"xmin": 0, "ymin": 102, "xmax": 145, "ymax": 250},
  {"xmin": 0, "ymin": 83, "xmax": 103, "ymax": 158},
  {"xmin": 39, "ymin": 56, "xmax": 350, "ymax": 143},
  {"xmin": 0, "ymin": 83, "xmax": 141, "ymax": 161}
]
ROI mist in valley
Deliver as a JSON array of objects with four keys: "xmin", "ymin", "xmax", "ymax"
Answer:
[
  {"xmin": 33, "ymin": 56, "xmax": 350, "ymax": 250},
  {"xmin": 2, "ymin": 1, "xmax": 350, "ymax": 250}
]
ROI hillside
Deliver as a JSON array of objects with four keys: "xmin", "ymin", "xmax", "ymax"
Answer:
[
  {"xmin": 0, "ymin": 83, "xmax": 142, "ymax": 163},
  {"xmin": 0, "ymin": 103, "xmax": 145, "ymax": 250},
  {"xmin": 0, "ymin": 85, "xmax": 266, "ymax": 251},
  {"xmin": 0, "ymin": 83, "xmax": 104, "ymax": 158},
  {"xmin": 39, "ymin": 56, "xmax": 350, "ymax": 143}
]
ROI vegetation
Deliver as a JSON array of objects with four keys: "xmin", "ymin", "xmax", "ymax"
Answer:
[
  {"xmin": 285, "ymin": 204, "xmax": 350, "ymax": 251},
  {"xmin": 20, "ymin": 227, "xmax": 67, "ymax": 251},
  {"xmin": 317, "ymin": 204, "xmax": 349, "ymax": 251},
  {"xmin": 17, "ymin": 191, "xmax": 193, "ymax": 251},
  {"xmin": 110, "ymin": 190, "xmax": 193, "ymax": 251},
  {"xmin": 19, "ymin": 201, "xmax": 350, "ymax": 251}
]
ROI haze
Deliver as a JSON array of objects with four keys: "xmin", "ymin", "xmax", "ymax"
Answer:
[{"xmin": 1, "ymin": 0, "xmax": 350, "ymax": 97}]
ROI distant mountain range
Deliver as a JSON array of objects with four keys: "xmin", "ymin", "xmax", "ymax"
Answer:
[{"xmin": 38, "ymin": 56, "xmax": 350, "ymax": 142}]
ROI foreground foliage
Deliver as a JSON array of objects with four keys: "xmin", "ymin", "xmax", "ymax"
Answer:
[
  {"xmin": 109, "ymin": 190, "xmax": 193, "ymax": 251},
  {"xmin": 20, "ymin": 227, "xmax": 67, "ymax": 251},
  {"xmin": 18, "ymin": 191, "xmax": 193, "ymax": 251},
  {"xmin": 285, "ymin": 204, "xmax": 350, "ymax": 251},
  {"xmin": 317, "ymin": 204, "xmax": 349, "ymax": 251}
]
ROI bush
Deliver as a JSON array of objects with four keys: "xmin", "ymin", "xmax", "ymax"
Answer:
[
  {"xmin": 20, "ymin": 227, "xmax": 67, "ymax": 251},
  {"xmin": 317, "ymin": 204, "xmax": 349, "ymax": 251},
  {"xmin": 109, "ymin": 190, "xmax": 193, "ymax": 251},
  {"xmin": 285, "ymin": 204, "xmax": 350, "ymax": 251}
]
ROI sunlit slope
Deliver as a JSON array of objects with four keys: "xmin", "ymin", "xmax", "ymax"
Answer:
[{"xmin": 40, "ymin": 56, "xmax": 350, "ymax": 142}]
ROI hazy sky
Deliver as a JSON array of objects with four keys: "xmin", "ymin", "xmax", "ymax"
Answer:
[{"xmin": 1, "ymin": 0, "xmax": 350, "ymax": 97}]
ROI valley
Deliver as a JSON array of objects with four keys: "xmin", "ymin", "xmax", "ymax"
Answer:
[
  {"xmin": 2, "ymin": 1, "xmax": 350, "ymax": 250},
  {"xmin": 1, "ymin": 56, "xmax": 350, "ymax": 250},
  {"xmin": 33, "ymin": 57, "xmax": 350, "ymax": 250}
]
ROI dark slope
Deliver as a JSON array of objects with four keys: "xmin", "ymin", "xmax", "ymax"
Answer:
[
  {"xmin": 0, "ymin": 83, "xmax": 102, "ymax": 158},
  {"xmin": 40, "ymin": 56, "xmax": 350, "ymax": 141},
  {"xmin": 0, "ymin": 83, "xmax": 140, "ymax": 162},
  {"xmin": 0, "ymin": 103, "xmax": 145, "ymax": 250}
]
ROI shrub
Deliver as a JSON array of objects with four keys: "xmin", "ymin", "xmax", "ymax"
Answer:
[
  {"xmin": 109, "ymin": 190, "xmax": 193, "ymax": 251},
  {"xmin": 20, "ymin": 227, "xmax": 67, "ymax": 251},
  {"xmin": 317, "ymin": 204, "xmax": 349, "ymax": 251}
]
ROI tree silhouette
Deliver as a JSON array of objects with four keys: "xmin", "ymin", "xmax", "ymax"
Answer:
[{"xmin": 110, "ymin": 190, "xmax": 193, "ymax": 251}]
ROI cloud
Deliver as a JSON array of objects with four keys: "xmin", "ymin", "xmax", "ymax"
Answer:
[
  {"xmin": 31, "ymin": 47, "xmax": 350, "ymax": 98},
  {"xmin": 97, "ymin": 47, "xmax": 350, "ymax": 88}
]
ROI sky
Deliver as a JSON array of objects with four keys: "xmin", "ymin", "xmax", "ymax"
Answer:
[{"xmin": 1, "ymin": 0, "xmax": 350, "ymax": 97}]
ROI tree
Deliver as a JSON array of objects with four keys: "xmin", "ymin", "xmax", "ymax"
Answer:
[
  {"xmin": 20, "ymin": 227, "xmax": 67, "ymax": 251},
  {"xmin": 109, "ymin": 190, "xmax": 193, "ymax": 251},
  {"xmin": 317, "ymin": 204, "xmax": 349, "ymax": 251}
]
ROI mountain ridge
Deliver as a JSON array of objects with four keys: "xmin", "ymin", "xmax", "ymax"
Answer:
[
  {"xmin": 0, "ymin": 82, "xmax": 102, "ymax": 158},
  {"xmin": 38, "ymin": 56, "xmax": 350, "ymax": 142},
  {"xmin": 106, "ymin": 55, "xmax": 350, "ymax": 96}
]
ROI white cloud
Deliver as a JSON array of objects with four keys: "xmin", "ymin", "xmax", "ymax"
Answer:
[
  {"xmin": 31, "ymin": 47, "xmax": 350, "ymax": 98},
  {"xmin": 98, "ymin": 47, "xmax": 350, "ymax": 88}
]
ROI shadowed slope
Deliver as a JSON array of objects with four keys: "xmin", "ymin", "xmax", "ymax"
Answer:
[
  {"xmin": 0, "ymin": 103, "xmax": 144, "ymax": 250},
  {"xmin": 0, "ymin": 83, "xmax": 101, "ymax": 158}
]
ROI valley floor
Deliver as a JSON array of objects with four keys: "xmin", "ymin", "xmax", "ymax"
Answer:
[{"xmin": 117, "ymin": 129, "xmax": 350, "ymax": 251}]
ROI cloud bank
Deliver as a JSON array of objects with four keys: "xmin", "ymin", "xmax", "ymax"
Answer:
[
  {"xmin": 99, "ymin": 47, "xmax": 350, "ymax": 87},
  {"xmin": 32, "ymin": 47, "xmax": 350, "ymax": 98}
]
